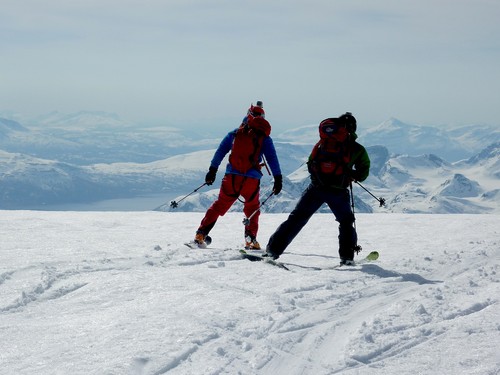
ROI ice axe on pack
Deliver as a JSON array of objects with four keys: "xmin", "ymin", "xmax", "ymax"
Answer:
[
  {"xmin": 170, "ymin": 182, "xmax": 207, "ymax": 209},
  {"xmin": 242, "ymin": 191, "xmax": 274, "ymax": 226},
  {"xmin": 260, "ymin": 155, "xmax": 271, "ymax": 176}
]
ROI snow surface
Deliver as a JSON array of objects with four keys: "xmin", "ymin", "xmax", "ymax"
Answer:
[{"xmin": 1, "ymin": 211, "xmax": 499, "ymax": 375}]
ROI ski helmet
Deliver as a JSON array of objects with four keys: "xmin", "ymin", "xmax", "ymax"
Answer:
[
  {"xmin": 248, "ymin": 104, "xmax": 265, "ymax": 119},
  {"xmin": 339, "ymin": 112, "xmax": 357, "ymax": 133}
]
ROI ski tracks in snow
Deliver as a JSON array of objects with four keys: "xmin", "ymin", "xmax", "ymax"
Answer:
[
  {"xmin": 135, "ymin": 247, "xmax": 433, "ymax": 374},
  {"xmin": 154, "ymin": 242, "xmax": 500, "ymax": 375},
  {"xmin": 0, "ymin": 261, "xmax": 116, "ymax": 313},
  {"xmin": 338, "ymin": 244, "xmax": 500, "ymax": 374},
  {"xmin": 2, "ymin": 232, "xmax": 499, "ymax": 375},
  {"xmin": 0, "ymin": 242, "xmax": 241, "ymax": 317}
]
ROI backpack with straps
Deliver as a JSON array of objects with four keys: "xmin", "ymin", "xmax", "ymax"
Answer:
[
  {"xmin": 308, "ymin": 117, "xmax": 352, "ymax": 187},
  {"xmin": 229, "ymin": 116, "xmax": 271, "ymax": 174}
]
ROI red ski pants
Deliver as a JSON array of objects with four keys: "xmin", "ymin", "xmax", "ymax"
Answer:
[{"xmin": 198, "ymin": 174, "xmax": 260, "ymax": 238}]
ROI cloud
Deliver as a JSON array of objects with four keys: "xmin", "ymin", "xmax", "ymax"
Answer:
[{"xmin": 1, "ymin": 0, "xmax": 500, "ymax": 129}]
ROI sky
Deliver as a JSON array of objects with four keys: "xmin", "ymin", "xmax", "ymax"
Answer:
[{"xmin": 1, "ymin": 0, "xmax": 500, "ymax": 132}]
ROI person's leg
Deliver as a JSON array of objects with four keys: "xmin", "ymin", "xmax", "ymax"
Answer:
[
  {"xmin": 325, "ymin": 189, "xmax": 357, "ymax": 261},
  {"xmin": 240, "ymin": 177, "xmax": 261, "ymax": 240},
  {"xmin": 266, "ymin": 184, "xmax": 324, "ymax": 258},
  {"xmin": 197, "ymin": 174, "xmax": 238, "ymax": 236}
]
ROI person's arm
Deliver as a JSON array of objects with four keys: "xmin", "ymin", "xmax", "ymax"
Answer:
[
  {"xmin": 209, "ymin": 131, "xmax": 235, "ymax": 169},
  {"xmin": 351, "ymin": 143, "xmax": 370, "ymax": 182},
  {"xmin": 262, "ymin": 137, "xmax": 282, "ymax": 177},
  {"xmin": 262, "ymin": 137, "xmax": 283, "ymax": 194}
]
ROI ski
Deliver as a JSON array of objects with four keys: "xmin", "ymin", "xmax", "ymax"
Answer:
[
  {"xmin": 240, "ymin": 250, "xmax": 379, "ymax": 271},
  {"xmin": 327, "ymin": 251, "xmax": 380, "ymax": 270},
  {"xmin": 290, "ymin": 250, "xmax": 379, "ymax": 270},
  {"xmin": 184, "ymin": 235, "xmax": 212, "ymax": 249},
  {"xmin": 363, "ymin": 250, "xmax": 380, "ymax": 261},
  {"xmin": 239, "ymin": 249, "xmax": 290, "ymax": 270}
]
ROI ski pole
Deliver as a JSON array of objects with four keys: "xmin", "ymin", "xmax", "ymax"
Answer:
[
  {"xmin": 349, "ymin": 182, "xmax": 356, "ymax": 218},
  {"xmin": 355, "ymin": 181, "xmax": 386, "ymax": 207},
  {"xmin": 349, "ymin": 182, "xmax": 362, "ymax": 255},
  {"xmin": 242, "ymin": 192, "xmax": 274, "ymax": 225},
  {"xmin": 170, "ymin": 182, "xmax": 207, "ymax": 209}
]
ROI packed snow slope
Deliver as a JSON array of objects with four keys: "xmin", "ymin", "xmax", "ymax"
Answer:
[{"xmin": 1, "ymin": 211, "xmax": 499, "ymax": 375}]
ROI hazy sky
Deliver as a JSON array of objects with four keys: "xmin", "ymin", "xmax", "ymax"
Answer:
[{"xmin": 2, "ymin": 0, "xmax": 499, "ymax": 132}]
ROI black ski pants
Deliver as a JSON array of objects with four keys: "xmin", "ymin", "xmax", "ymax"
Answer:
[{"xmin": 266, "ymin": 183, "xmax": 357, "ymax": 260}]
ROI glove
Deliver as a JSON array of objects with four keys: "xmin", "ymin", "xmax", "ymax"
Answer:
[
  {"xmin": 349, "ymin": 169, "xmax": 361, "ymax": 183},
  {"xmin": 307, "ymin": 160, "xmax": 317, "ymax": 175},
  {"xmin": 272, "ymin": 175, "xmax": 283, "ymax": 195},
  {"xmin": 205, "ymin": 167, "xmax": 217, "ymax": 186}
]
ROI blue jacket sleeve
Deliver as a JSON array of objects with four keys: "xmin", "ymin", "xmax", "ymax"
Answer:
[
  {"xmin": 210, "ymin": 130, "xmax": 236, "ymax": 169},
  {"xmin": 262, "ymin": 137, "xmax": 282, "ymax": 176}
]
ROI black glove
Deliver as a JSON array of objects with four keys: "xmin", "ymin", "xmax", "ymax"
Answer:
[
  {"xmin": 205, "ymin": 167, "xmax": 217, "ymax": 186},
  {"xmin": 349, "ymin": 169, "xmax": 361, "ymax": 183},
  {"xmin": 273, "ymin": 175, "xmax": 283, "ymax": 195},
  {"xmin": 307, "ymin": 160, "xmax": 317, "ymax": 175}
]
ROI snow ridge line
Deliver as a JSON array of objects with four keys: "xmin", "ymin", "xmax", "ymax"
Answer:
[
  {"xmin": 0, "ymin": 270, "xmax": 15, "ymax": 286},
  {"xmin": 0, "ymin": 262, "xmax": 128, "ymax": 313},
  {"xmin": 0, "ymin": 247, "xmax": 242, "ymax": 314},
  {"xmin": 0, "ymin": 247, "xmax": 238, "ymax": 314},
  {"xmin": 152, "ymin": 333, "xmax": 220, "ymax": 375},
  {"xmin": 0, "ymin": 266, "xmax": 87, "ymax": 313},
  {"xmin": 443, "ymin": 300, "xmax": 495, "ymax": 321}
]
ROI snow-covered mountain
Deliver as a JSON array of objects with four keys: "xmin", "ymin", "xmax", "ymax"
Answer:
[
  {"xmin": 0, "ymin": 112, "xmax": 222, "ymax": 165},
  {"xmin": 33, "ymin": 110, "xmax": 127, "ymax": 130},
  {"xmin": 0, "ymin": 149, "xmax": 215, "ymax": 209},
  {"xmin": 162, "ymin": 143, "xmax": 500, "ymax": 214},
  {"xmin": 369, "ymin": 146, "xmax": 499, "ymax": 213},
  {"xmin": 1, "ymin": 111, "xmax": 499, "ymax": 213},
  {"xmin": 276, "ymin": 117, "xmax": 500, "ymax": 162},
  {"xmin": 0, "ymin": 117, "xmax": 29, "ymax": 134},
  {"xmin": 362, "ymin": 118, "xmax": 467, "ymax": 161}
]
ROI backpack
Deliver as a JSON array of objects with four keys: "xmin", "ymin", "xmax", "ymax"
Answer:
[
  {"xmin": 308, "ymin": 118, "xmax": 352, "ymax": 186},
  {"xmin": 229, "ymin": 116, "xmax": 271, "ymax": 174}
]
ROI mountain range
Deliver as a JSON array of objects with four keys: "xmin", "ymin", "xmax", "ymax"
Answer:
[{"xmin": 1, "ymin": 111, "xmax": 499, "ymax": 213}]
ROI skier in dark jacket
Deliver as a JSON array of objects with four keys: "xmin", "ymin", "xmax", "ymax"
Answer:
[
  {"xmin": 264, "ymin": 112, "xmax": 370, "ymax": 265},
  {"xmin": 189, "ymin": 102, "xmax": 282, "ymax": 250}
]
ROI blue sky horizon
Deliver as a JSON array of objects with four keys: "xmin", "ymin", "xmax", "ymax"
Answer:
[{"xmin": 2, "ymin": 0, "xmax": 499, "ymax": 132}]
